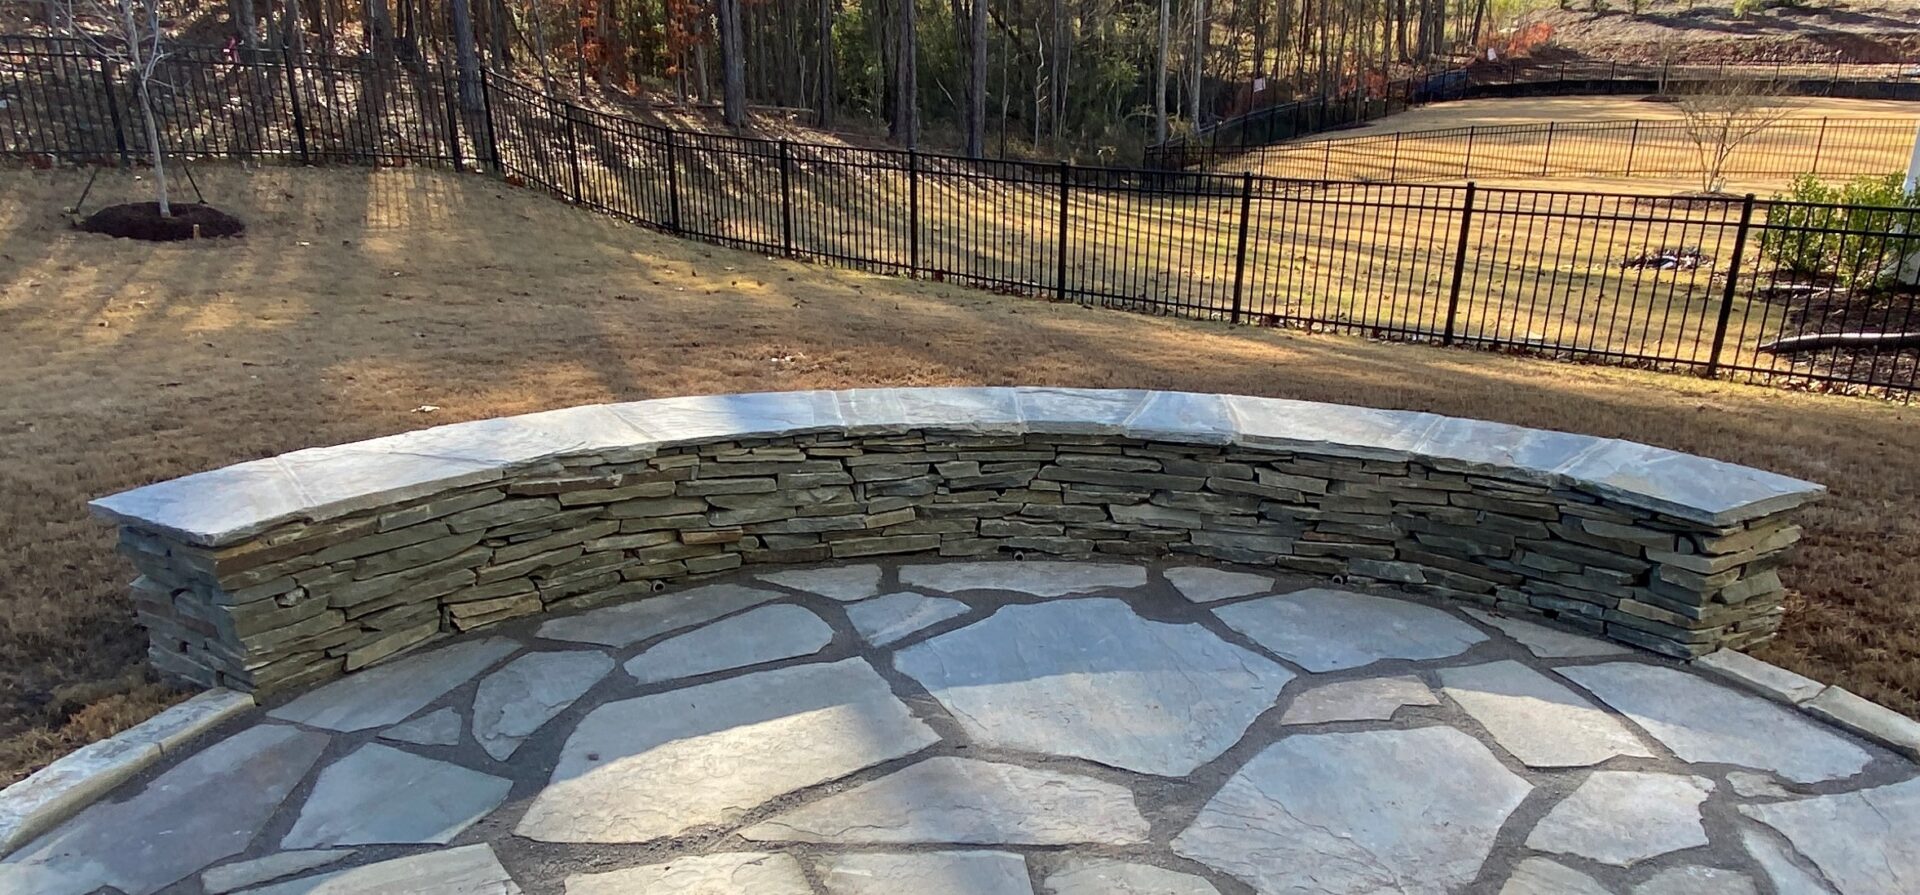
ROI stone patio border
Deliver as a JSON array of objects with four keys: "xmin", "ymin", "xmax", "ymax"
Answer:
[
  {"xmin": 88, "ymin": 388, "xmax": 1823, "ymax": 693},
  {"xmin": 1694, "ymin": 649, "xmax": 1920, "ymax": 760},
  {"xmin": 0, "ymin": 689, "xmax": 253, "ymax": 856}
]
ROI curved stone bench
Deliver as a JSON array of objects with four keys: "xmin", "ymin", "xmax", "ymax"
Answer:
[{"xmin": 92, "ymin": 388, "xmax": 1822, "ymax": 693}]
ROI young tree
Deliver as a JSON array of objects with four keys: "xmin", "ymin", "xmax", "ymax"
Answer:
[
  {"xmin": 63, "ymin": 0, "xmax": 174, "ymax": 215},
  {"xmin": 1674, "ymin": 79, "xmax": 1794, "ymax": 194}
]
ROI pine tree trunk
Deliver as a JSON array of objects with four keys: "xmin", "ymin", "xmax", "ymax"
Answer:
[
  {"xmin": 817, "ymin": 0, "xmax": 835, "ymax": 126},
  {"xmin": 965, "ymin": 0, "xmax": 986, "ymax": 157},
  {"xmin": 451, "ymin": 0, "xmax": 484, "ymax": 109},
  {"xmin": 720, "ymin": 0, "xmax": 746, "ymax": 125},
  {"xmin": 1154, "ymin": 0, "xmax": 1167, "ymax": 144}
]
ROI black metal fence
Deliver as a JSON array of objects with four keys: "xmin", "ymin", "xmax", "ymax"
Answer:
[
  {"xmin": 1143, "ymin": 70, "xmax": 1471, "ymax": 168},
  {"xmin": 1179, "ymin": 117, "xmax": 1919, "ymax": 184},
  {"xmin": 5, "ymin": 38, "xmax": 1919, "ymax": 399}
]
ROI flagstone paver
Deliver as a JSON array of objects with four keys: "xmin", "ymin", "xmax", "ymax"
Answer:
[
  {"xmin": 236, "ymin": 844, "xmax": 520, "ymax": 895},
  {"xmin": 741, "ymin": 757, "xmax": 1151, "ymax": 845},
  {"xmin": 471, "ymin": 650, "xmax": 615, "ymax": 760},
  {"xmin": 281, "ymin": 744, "xmax": 510, "ymax": 848},
  {"xmin": 518, "ymin": 658, "xmax": 937, "ymax": 843},
  {"xmin": 758, "ymin": 564, "xmax": 884, "ymax": 601},
  {"xmin": 845, "ymin": 591, "xmax": 969, "ymax": 646},
  {"xmin": 817, "ymin": 851, "xmax": 1034, "ymax": 895},
  {"xmin": 1213, "ymin": 587, "xmax": 1487, "ymax": 671},
  {"xmin": 378, "ymin": 707, "xmax": 462, "ymax": 747},
  {"xmin": 623, "ymin": 604, "xmax": 832, "ymax": 684},
  {"xmin": 0, "ymin": 725, "xmax": 327, "ymax": 895},
  {"xmin": 1525, "ymin": 771, "xmax": 1714, "ymax": 866},
  {"xmin": 1043, "ymin": 858, "xmax": 1223, "ymax": 895},
  {"xmin": 534, "ymin": 583, "xmax": 781, "ymax": 647},
  {"xmin": 1173, "ymin": 726, "xmax": 1531, "ymax": 894},
  {"xmin": 1280, "ymin": 675, "xmax": 1437, "ymax": 725},
  {"xmin": 564, "ymin": 853, "xmax": 812, "ymax": 895},
  {"xmin": 1739, "ymin": 777, "xmax": 1920, "ymax": 895},
  {"xmin": 267, "ymin": 638, "xmax": 518, "ymax": 732},
  {"xmin": 12, "ymin": 558, "xmax": 1917, "ymax": 895},
  {"xmin": 202, "ymin": 850, "xmax": 355, "ymax": 894},
  {"xmin": 1163, "ymin": 566, "xmax": 1274, "ymax": 603},
  {"xmin": 894, "ymin": 598, "xmax": 1294, "ymax": 775},
  {"xmin": 1440, "ymin": 661, "xmax": 1654, "ymax": 767},
  {"xmin": 1559, "ymin": 662, "xmax": 1874, "ymax": 783}
]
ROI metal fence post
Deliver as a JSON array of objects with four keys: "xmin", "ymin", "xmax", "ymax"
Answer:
[
  {"xmin": 97, "ymin": 58, "xmax": 130, "ymax": 167},
  {"xmin": 1811, "ymin": 117, "xmax": 1828, "ymax": 175},
  {"xmin": 1462, "ymin": 126, "xmax": 1476, "ymax": 180},
  {"xmin": 1625, "ymin": 121, "xmax": 1639, "ymax": 177},
  {"xmin": 908, "ymin": 149, "xmax": 921, "ymax": 274},
  {"xmin": 1323, "ymin": 140, "xmax": 1332, "ymax": 180},
  {"xmin": 479, "ymin": 72, "xmax": 502, "ymax": 173},
  {"xmin": 664, "ymin": 129, "xmax": 682, "ymax": 232},
  {"xmin": 1056, "ymin": 160, "xmax": 1071, "ymax": 303},
  {"xmin": 1541, "ymin": 121, "xmax": 1555, "ymax": 176},
  {"xmin": 281, "ymin": 48, "xmax": 311, "ymax": 165},
  {"xmin": 561, "ymin": 99, "xmax": 583, "ymax": 203},
  {"xmin": 1390, "ymin": 131, "xmax": 1402, "ymax": 183},
  {"xmin": 1230, "ymin": 172, "xmax": 1254, "ymax": 325},
  {"xmin": 1705, "ymin": 195, "xmax": 1756, "ymax": 379},
  {"xmin": 779, "ymin": 140, "xmax": 795, "ymax": 257},
  {"xmin": 443, "ymin": 74, "xmax": 465, "ymax": 172},
  {"xmin": 1442, "ymin": 182, "xmax": 1477, "ymax": 347}
]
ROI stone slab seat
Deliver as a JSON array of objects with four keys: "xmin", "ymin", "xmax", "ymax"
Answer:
[{"xmin": 88, "ymin": 388, "xmax": 1823, "ymax": 693}]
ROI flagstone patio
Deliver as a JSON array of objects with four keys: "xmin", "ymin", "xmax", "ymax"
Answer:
[{"xmin": 2, "ymin": 559, "xmax": 1914, "ymax": 895}]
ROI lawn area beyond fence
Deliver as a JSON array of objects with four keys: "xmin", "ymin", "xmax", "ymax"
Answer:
[{"xmin": 4, "ymin": 36, "xmax": 1919, "ymax": 398}]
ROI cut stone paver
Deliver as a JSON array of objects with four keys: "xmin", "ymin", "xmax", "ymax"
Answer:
[
  {"xmin": 234, "ymin": 844, "xmax": 520, "ymax": 895},
  {"xmin": 203, "ymin": 851, "xmax": 354, "ymax": 894},
  {"xmin": 1214, "ymin": 588, "xmax": 1487, "ymax": 672},
  {"xmin": 1558, "ymin": 663, "xmax": 1873, "ymax": 784},
  {"xmin": 1525, "ymin": 771, "xmax": 1714, "ymax": 866},
  {"xmin": 379, "ymin": 707, "xmax": 462, "ymax": 747},
  {"xmin": 282, "ymin": 743, "xmax": 510, "ymax": 848},
  {"xmin": 818, "ymin": 851, "xmax": 1033, "ymax": 895},
  {"xmin": 1173, "ymin": 726, "xmax": 1530, "ymax": 895},
  {"xmin": 268, "ymin": 638, "xmax": 518, "ymax": 732},
  {"xmin": 758, "ymin": 564, "xmax": 884, "ymax": 601},
  {"xmin": 1279, "ymin": 675, "xmax": 1436, "ymax": 725},
  {"xmin": 895, "ymin": 599, "xmax": 1293, "ymax": 775},
  {"xmin": 1463, "ymin": 609, "xmax": 1625, "ymax": 658},
  {"xmin": 1044, "ymin": 858, "xmax": 1223, "ymax": 895},
  {"xmin": 471, "ymin": 650, "xmax": 614, "ymax": 760},
  {"xmin": 0, "ymin": 724, "xmax": 328, "ymax": 895},
  {"xmin": 1741, "ymin": 829, "xmax": 1837, "ymax": 895},
  {"xmin": 846, "ymin": 592, "xmax": 969, "ymax": 647},
  {"xmin": 518, "ymin": 658, "xmax": 937, "ymax": 843},
  {"xmin": 565, "ymin": 853, "xmax": 812, "ymax": 895},
  {"xmin": 900, "ymin": 561, "xmax": 1147, "ymax": 596},
  {"xmin": 1499, "ymin": 858, "xmax": 1612, "ymax": 895},
  {"xmin": 535, "ymin": 583, "xmax": 781, "ymax": 647},
  {"xmin": 623, "ymin": 604, "xmax": 833, "ymax": 685},
  {"xmin": 1164, "ymin": 566, "xmax": 1273, "ymax": 603},
  {"xmin": 741, "ymin": 756, "xmax": 1150, "ymax": 845},
  {"xmin": 1440, "ymin": 661, "xmax": 1653, "ymax": 767},
  {"xmin": 1738, "ymin": 777, "xmax": 1920, "ymax": 895},
  {"xmin": 1634, "ymin": 866, "xmax": 1758, "ymax": 895}
]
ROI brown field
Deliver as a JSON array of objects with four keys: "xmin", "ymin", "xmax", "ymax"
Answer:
[{"xmin": 1, "ymin": 165, "xmax": 1917, "ymax": 787}]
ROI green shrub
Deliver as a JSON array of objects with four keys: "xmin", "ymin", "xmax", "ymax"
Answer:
[{"xmin": 1760, "ymin": 173, "xmax": 1920, "ymax": 290}]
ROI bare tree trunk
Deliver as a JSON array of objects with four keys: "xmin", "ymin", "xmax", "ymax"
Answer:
[
  {"xmin": 965, "ymin": 0, "xmax": 986, "ymax": 157},
  {"xmin": 450, "ymin": 0, "xmax": 484, "ymax": 109},
  {"xmin": 817, "ymin": 0, "xmax": 835, "ymax": 126},
  {"xmin": 719, "ymin": 0, "xmax": 746, "ymax": 125},
  {"xmin": 894, "ymin": 0, "xmax": 917, "ymax": 146},
  {"xmin": 366, "ymin": 0, "xmax": 394, "ymax": 60},
  {"xmin": 1190, "ymin": 0, "xmax": 1206, "ymax": 130},
  {"xmin": 1153, "ymin": 0, "xmax": 1167, "ymax": 144},
  {"xmin": 136, "ymin": 86, "xmax": 169, "ymax": 216}
]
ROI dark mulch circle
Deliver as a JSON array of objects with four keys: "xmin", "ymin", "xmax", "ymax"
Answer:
[{"xmin": 77, "ymin": 202, "xmax": 246, "ymax": 241}]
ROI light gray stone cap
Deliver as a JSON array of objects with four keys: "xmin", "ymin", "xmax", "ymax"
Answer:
[{"xmin": 90, "ymin": 389, "xmax": 1824, "ymax": 546}]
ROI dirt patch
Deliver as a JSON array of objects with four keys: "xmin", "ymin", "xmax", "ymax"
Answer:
[
  {"xmin": 1516, "ymin": 1, "xmax": 1920, "ymax": 64},
  {"xmin": 0, "ymin": 165, "xmax": 1915, "ymax": 787},
  {"xmin": 77, "ymin": 202, "xmax": 246, "ymax": 242}
]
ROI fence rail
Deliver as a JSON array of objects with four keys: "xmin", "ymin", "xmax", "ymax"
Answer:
[
  {"xmin": 1178, "ymin": 117, "xmax": 1920, "ymax": 184},
  {"xmin": 4, "ymin": 39, "xmax": 1918, "ymax": 399}
]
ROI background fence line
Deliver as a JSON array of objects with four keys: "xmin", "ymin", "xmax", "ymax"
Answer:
[{"xmin": 4, "ymin": 38, "xmax": 1918, "ymax": 400}]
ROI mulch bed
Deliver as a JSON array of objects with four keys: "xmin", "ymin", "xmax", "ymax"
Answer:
[{"xmin": 77, "ymin": 202, "xmax": 246, "ymax": 241}]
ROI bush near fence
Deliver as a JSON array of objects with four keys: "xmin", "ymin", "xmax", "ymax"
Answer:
[{"xmin": 3, "ymin": 37, "xmax": 1918, "ymax": 399}]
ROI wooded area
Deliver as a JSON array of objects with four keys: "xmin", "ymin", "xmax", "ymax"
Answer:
[{"xmin": 40, "ymin": 0, "xmax": 1498, "ymax": 156}]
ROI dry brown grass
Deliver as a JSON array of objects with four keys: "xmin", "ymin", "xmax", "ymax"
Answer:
[{"xmin": 1, "ymin": 165, "xmax": 1916, "ymax": 785}]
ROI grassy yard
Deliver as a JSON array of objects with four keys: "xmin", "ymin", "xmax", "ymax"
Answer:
[{"xmin": 1, "ymin": 165, "xmax": 1916, "ymax": 786}]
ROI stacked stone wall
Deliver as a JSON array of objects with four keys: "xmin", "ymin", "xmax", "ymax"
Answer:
[{"xmin": 112, "ymin": 431, "xmax": 1802, "ymax": 694}]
